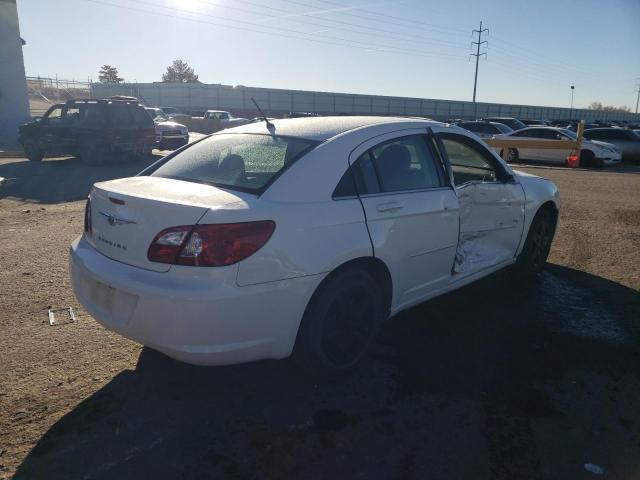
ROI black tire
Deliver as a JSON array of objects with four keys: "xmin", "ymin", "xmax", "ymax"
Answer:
[
  {"xmin": 513, "ymin": 207, "xmax": 556, "ymax": 278},
  {"xmin": 23, "ymin": 140, "xmax": 43, "ymax": 162},
  {"xmin": 503, "ymin": 148, "xmax": 519, "ymax": 163},
  {"xmin": 580, "ymin": 150, "xmax": 600, "ymax": 168},
  {"xmin": 292, "ymin": 269, "xmax": 386, "ymax": 377}
]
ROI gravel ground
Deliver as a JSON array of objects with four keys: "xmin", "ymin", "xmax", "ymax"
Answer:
[{"xmin": 0, "ymin": 157, "xmax": 639, "ymax": 480}]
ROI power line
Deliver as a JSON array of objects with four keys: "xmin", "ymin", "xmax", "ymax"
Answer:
[
  {"xmin": 193, "ymin": 0, "xmax": 469, "ymax": 51},
  {"xmin": 285, "ymin": 0, "xmax": 469, "ymax": 36},
  {"xmin": 470, "ymin": 21, "xmax": 488, "ymax": 102},
  {"xmin": 80, "ymin": 0, "xmax": 465, "ymax": 61}
]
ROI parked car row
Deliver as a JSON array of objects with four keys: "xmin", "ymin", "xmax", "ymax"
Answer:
[{"xmin": 452, "ymin": 116, "xmax": 640, "ymax": 166}]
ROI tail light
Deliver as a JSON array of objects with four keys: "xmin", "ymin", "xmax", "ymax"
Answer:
[
  {"xmin": 84, "ymin": 197, "xmax": 92, "ymax": 236},
  {"xmin": 148, "ymin": 221, "xmax": 275, "ymax": 267}
]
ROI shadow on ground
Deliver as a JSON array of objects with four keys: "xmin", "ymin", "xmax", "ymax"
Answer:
[
  {"xmin": 0, "ymin": 155, "xmax": 163, "ymax": 204},
  {"xmin": 14, "ymin": 265, "xmax": 640, "ymax": 480},
  {"xmin": 510, "ymin": 161, "xmax": 640, "ymax": 175}
]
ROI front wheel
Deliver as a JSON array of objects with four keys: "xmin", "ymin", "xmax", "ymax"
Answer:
[
  {"xmin": 292, "ymin": 269, "xmax": 386, "ymax": 377},
  {"xmin": 23, "ymin": 140, "xmax": 43, "ymax": 162},
  {"xmin": 580, "ymin": 150, "xmax": 602, "ymax": 168},
  {"xmin": 513, "ymin": 207, "xmax": 556, "ymax": 278}
]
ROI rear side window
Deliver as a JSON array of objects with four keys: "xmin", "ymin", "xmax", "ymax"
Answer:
[
  {"xmin": 130, "ymin": 106, "xmax": 154, "ymax": 126},
  {"xmin": 151, "ymin": 133, "xmax": 317, "ymax": 194},
  {"xmin": 370, "ymin": 135, "xmax": 443, "ymax": 192},
  {"xmin": 108, "ymin": 104, "xmax": 135, "ymax": 126},
  {"xmin": 333, "ymin": 135, "xmax": 444, "ymax": 198},
  {"xmin": 63, "ymin": 107, "xmax": 81, "ymax": 125}
]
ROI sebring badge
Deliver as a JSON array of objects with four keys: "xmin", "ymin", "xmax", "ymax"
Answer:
[{"xmin": 99, "ymin": 211, "xmax": 137, "ymax": 226}]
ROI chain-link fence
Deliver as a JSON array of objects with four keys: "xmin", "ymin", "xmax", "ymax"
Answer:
[{"xmin": 26, "ymin": 76, "xmax": 92, "ymax": 116}]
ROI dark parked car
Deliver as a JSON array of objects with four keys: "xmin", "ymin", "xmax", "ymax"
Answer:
[
  {"xmin": 583, "ymin": 128, "xmax": 640, "ymax": 163},
  {"xmin": 482, "ymin": 117, "xmax": 528, "ymax": 131},
  {"xmin": 521, "ymin": 119, "xmax": 550, "ymax": 126},
  {"xmin": 19, "ymin": 99, "xmax": 156, "ymax": 164},
  {"xmin": 456, "ymin": 121, "xmax": 513, "ymax": 138}
]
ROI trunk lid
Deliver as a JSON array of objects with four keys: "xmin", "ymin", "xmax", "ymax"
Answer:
[{"xmin": 87, "ymin": 176, "xmax": 248, "ymax": 272}]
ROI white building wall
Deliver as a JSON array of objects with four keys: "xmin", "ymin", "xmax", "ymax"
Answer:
[{"xmin": 91, "ymin": 82, "xmax": 640, "ymax": 123}]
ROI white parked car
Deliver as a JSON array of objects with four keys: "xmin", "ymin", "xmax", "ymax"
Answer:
[
  {"xmin": 203, "ymin": 110, "xmax": 249, "ymax": 129},
  {"xmin": 493, "ymin": 126, "xmax": 622, "ymax": 167},
  {"xmin": 70, "ymin": 117, "xmax": 560, "ymax": 375}
]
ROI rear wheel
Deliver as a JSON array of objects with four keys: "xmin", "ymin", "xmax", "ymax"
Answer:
[
  {"xmin": 513, "ymin": 207, "xmax": 556, "ymax": 278},
  {"xmin": 506, "ymin": 148, "xmax": 519, "ymax": 163},
  {"xmin": 292, "ymin": 269, "xmax": 386, "ymax": 377},
  {"xmin": 23, "ymin": 140, "xmax": 43, "ymax": 162}
]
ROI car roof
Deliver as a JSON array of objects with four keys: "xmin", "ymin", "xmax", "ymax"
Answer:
[
  {"xmin": 206, "ymin": 110, "xmax": 229, "ymax": 113},
  {"xmin": 226, "ymin": 116, "xmax": 441, "ymax": 141}
]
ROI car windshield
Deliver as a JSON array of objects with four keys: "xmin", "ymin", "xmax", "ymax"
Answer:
[
  {"xmin": 150, "ymin": 133, "xmax": 318, "ymax": 193},
  {"xmin": 494, "ymin": 123, "xmax": 513, "ymax": 133},
  {"xmin": 146, "ymin": 108, "xmax": 168, "ymax": 122}
]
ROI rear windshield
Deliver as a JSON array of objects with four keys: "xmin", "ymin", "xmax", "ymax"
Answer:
[{"xmin": 150, "ymin": 133, "xmax": 318, "ymax": 193}]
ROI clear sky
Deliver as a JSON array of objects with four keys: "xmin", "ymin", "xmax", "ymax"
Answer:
[{"xmin": 16, "ymin": 0, "xmax": 640, "ymax": 109}]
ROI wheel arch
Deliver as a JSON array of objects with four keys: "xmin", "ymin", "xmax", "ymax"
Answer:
[{"xmin": 306, "ymin": 256, "xmax": 393, "ymax": 317}]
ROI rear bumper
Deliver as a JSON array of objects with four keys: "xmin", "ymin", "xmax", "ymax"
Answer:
[{"xmin": 69, "ymin": 235, "xmax": 324, "ymax": 365}]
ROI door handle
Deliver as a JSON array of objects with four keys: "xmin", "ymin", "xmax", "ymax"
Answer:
[{"xmin": 376, "ymin": 201, "xmax": 404, "ymax": 213}]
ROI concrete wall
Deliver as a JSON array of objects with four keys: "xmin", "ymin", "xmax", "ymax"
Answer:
[
  {"xmin": 92, "ymin": 82, "xmax": 640, "ymax": 123},
  {"xmin": 0, "ymin": 0, "xmax": 30, "ymax": 145}
]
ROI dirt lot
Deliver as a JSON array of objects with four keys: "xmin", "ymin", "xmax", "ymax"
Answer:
[{"xmin": 1, "ymin": 157, "xmax": 639, "ymax": 480}]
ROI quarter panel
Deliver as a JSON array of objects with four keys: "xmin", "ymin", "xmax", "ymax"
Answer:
[{"xmin": 235, "ymin": 199, "xmax": 372, "ymax": 286}]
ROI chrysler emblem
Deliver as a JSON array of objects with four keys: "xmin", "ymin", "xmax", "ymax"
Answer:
[{"xmin": 99, "ymin": 211, "xmax": 137, "ymax": 226}]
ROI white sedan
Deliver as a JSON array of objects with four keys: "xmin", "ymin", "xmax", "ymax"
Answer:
[
  {"xmin": 70, "ymin": 117, "xmax": 560, "ymax": 375},
  {"xmin": 493, "ymin": 126, "xmax": 622, "ymax": 167}
]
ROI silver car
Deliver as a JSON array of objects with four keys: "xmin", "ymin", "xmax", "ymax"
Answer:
[
  {"xmin": 494, "ymin": 127, "xmax": 622, "ymax": 168},
  {"xmin": 583, "ymin": 128, "xmax": 640, "ymax": 163}
]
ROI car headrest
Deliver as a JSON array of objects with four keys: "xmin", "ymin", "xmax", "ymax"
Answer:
[
  {"xmin": 218, "ymin": 154, "xmax": 245, "ymax": 174},
  {"xmin": 377, "ymin": 144, "xmax": 412, "ymax": 174}
]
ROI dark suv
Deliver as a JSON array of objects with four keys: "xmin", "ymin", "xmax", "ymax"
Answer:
[{"xmin": 18, "ymin": 99, "xmax": 156, "ymax": 164}]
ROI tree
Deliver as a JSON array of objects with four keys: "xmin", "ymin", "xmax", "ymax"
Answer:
[
  {"xmin": 98, "ymin": 65, "xmax": 123, "ymax": 83},
  {"xmin": 587, "ymin": 101, "xmax": 631, "ymax": 113},
  {"xmin": 161, "ymin": 60, "xmax": 199, "ymax": 83}
]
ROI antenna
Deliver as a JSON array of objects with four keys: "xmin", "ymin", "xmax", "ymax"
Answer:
[{"xmin": 251, "ymin": 98, "xmax": 274, "ymax": 129}]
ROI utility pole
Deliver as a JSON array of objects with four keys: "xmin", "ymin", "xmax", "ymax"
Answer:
[
  {"xmin": 471, "ymin": 21, "xmax": 488, "ymax": 103},
  {"xmin": 635, "ymin": 78, "xmax": 640, "ymax": 114},
  {"xmin": 570, "ymin": 85, "xmax": 575, "ymax": 109}
]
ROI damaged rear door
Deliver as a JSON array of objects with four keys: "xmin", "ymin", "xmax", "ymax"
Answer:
[{"xmin": 435, "ymin": 131, "xmax": 525, "ymax": 275}]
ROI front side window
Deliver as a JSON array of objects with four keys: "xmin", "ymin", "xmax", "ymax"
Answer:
[
  {"xmin": 151, "ymin": 134, "xmax": 317, "ymax": 193},
  {"xmin": 440, "ymin": 134, "xmax": 500, "ymax": 185},
  {"xmin": 370, "ymin": 135, "xmax": 443, "ymax": 192},
  {"xmin": 45, "ymin": 106, "xmax": 63, "ymax": 124}
]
